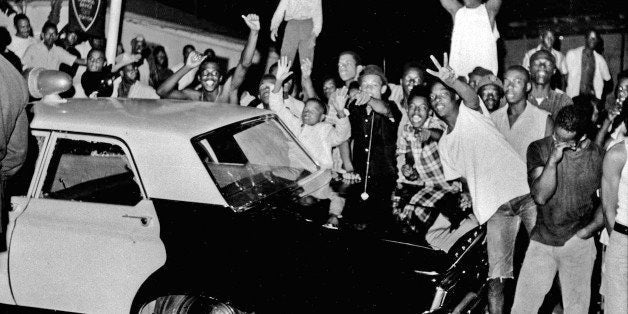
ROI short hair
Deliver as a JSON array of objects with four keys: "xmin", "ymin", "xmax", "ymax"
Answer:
[
  {"xmin": 41, "ymin": 21, "xmax": 57, "ymax": 34},
  {"xmin": 622, "ymin": 98, "xmax": 628, "ymax": 125},
  {"xmin": 348, "ymin": 81, "xmax": 360, "ymax": 92},
  {"xmin": 584, "ymin": 28, "xmax": 598, "ymax": 38},
  {"xmin": 555, "ymin": 105, "xmax": 589, "ymax": 137},
  {"xmin": 322, "ymin": 75, "xmax": 341, "ymax": 87},
  {"xmin": 13, "ymin": 13, "xmax": 29, "ymax": 27},
  {"xmin": 87, "ymin": 48, "xmax": 104, "ymax": 59},
  {"xmin": 402, "ymin": 62, "xmax": 424, "ymax": 77},
  {"xmin": 0, "ymin": 26, "xmax": 11, "ymax": 48},
  {"xmin": 505, "ymin": 65, "xmax": 530, "ymax": 83},
  {"xmin": 268, "ymin": 62, "xmax": 278, "ymax": 75},
  {"xmin": 306, "ymin": 97, "xmax": 327, "ymax": 115},
  {"xmin": 408, "ymin": 85, "xmax": 430, "ymax": 103},
  {"xmin": 199, "ymin": 57, "xmax": 223, "ymax": 75},
  {"xmin": 538, "ymin": 26, "xmax": 555, "ymax": 37},
  {"xmin": 203, "ymin": 48, "xmax": 216, "ymax": 58},
  {"xmin": 431, "ymin": 80, "xmax": 458, "ymax": 101},
  {"xmin": 468, "ymin": 66, "xmax": 493, "ymax": 78},
  {"xmin": 260, "ymin": 73, "xmax": 276, "ymax": 83},
  {"xmin": 338, "ymin": 50, "xmax": 361, "ymax": 66},
  {"xmin": 183, "ymin": 44, "xmax": 195, "ymax": 54},
  {"xmin": 529, "ymin": 50, "xmax": 556, "ymax": 67}
]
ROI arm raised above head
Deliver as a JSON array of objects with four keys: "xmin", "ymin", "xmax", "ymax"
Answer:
[{"xmin": 439, "ymin": 0, "xmax": 463, "ymax": 19}]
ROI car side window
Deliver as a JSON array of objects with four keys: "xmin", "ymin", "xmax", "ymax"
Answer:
[
  {"xmin": 39, "ymin": 137, "xmax": 142, "ymax": 206},
  {"xmin": 8, "ymin": 132, "xmax": 49, "ymax": 197}
]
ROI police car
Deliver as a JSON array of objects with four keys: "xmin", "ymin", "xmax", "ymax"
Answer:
[{"xmin": 0, "ymin": 70, "xmax": 488, "ymax": 313}]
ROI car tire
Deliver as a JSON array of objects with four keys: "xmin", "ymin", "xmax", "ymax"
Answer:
[{"xmin": 137, "ymin": 295, "xmax": 242, "ymax": 314}]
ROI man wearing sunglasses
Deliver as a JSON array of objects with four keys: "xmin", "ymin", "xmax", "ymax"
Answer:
[{"xmin": 512, "ymin": 105, "xmax": 605, "ymax": 314}]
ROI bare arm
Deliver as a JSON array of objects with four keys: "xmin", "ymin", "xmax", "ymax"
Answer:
[
  {"xmin": 529, "ymin": 142, "xmax": 571, "ymax": 205},
  {"xmin": 300, "ymin": 58, "xmax": 319, "ymax": 100},
  {"xmin": 426, "ymin": 53, "xmax": 480, "ymax": 111},
  {"xmin": 157, "ymin": 51, "xmax": 206, "ymax": 99},
  {"xmin": 229, "ymin": 14, "xmax": 261, "ymax": 104},
  {"xmin": 439, "ymin": 0, "xmax": 462, "ymax": 19},
  {"xmin": 485, "ymin": 0, "xmax": 502, "ymax": 19},
  {"xmin": 601, "ymin": 142, "xmax": 626, "ymax": 234},
  {"xmin": 544, "ymin": 116, "xmax": 554, "ymax": 137}
]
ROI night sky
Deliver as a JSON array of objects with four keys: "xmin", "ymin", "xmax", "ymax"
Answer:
[{"xmin": 154, "ymin": 0, "xmax": 624, "ymax": 83}]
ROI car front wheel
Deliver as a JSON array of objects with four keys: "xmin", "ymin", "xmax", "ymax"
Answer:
[{"xmin": 137, "ymin": 295, "xmax": 247, "ymax": 314}]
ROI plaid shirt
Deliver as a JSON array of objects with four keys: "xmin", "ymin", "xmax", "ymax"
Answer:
[{"xmin": 395, "ymin": 116, "xmax": 463, "ymax": 222}]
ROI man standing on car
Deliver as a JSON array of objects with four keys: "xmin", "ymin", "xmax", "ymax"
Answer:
[{"xmin": 0, "ymin": 54, "xmax": 29, "ymax": 250}]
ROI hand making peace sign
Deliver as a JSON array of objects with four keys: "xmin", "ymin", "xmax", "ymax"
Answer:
[{"xmin": 426, "ymin": 52, "xmax": 457, "ymax": 87}]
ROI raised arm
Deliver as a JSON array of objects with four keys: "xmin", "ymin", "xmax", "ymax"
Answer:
[
  {"xmin": 328, "ymin": 87, "xmax": 350, "ymax": 146},
  {"xmin": 601, "ymin": 142, "xmax": 626, "ymax": 234},
  {"xmin": 426, "ymin": 53, "xmax": 480, "ymax": 111},
  {"xmin": 157, "ymin": 51, "xmax": 205, "ymax": 100},
  {"xmin": 229, "ymin": 14, "xmax": 261, "ymax": 104},
  {"xmin": 300, "ymin": 58, "xmax": 319, "ymax": 100},
  {"xmin": 528, "ymin": 141, "xmax": 571, "ymax": 205},
  {"xmin": 269, "ymin": 57, "xmax": 300, "ymax": 132},
  {"xmin": 439, "ymin": 0, "xmax": 462, "ymax": 19}
]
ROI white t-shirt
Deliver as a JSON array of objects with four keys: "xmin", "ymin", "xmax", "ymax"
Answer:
[
  {"xmin": 616, "ymin": 140, "xmax": 628, "ymax": 226},
  {"xmin": 438, "ymin": 100, "xmax": 530, "ymax": 224},
  {"xmin": 490, "ymin": 102, "xmax": 550, "ymax": 161},
  {"xmin": 22, "ymin": 42, "xmax": 77, "ymax": 70},
  {"xmin": 7, "ymin": 35, "xmax": 36, "ymax": 59},
  {"xmin": 449, "ymin": 4, "xmax": 499, "ymax": 77}
]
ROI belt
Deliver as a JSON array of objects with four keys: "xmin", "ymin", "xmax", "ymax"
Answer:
[{"xmin": 615, "ymin": 222, "xmax": 628, "ymax": 236}]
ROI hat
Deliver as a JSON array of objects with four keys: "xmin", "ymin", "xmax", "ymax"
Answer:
[
  {"xmin": 112, "ymin": 53, "xmax": 139, "ymax": 72},
  {"xmin": 476, "ymin": 74, "xmax": 503, "ymax": 92},
  {"xmin": 359, "ymin": 64, "xmax": 388, "ymax": 86}
]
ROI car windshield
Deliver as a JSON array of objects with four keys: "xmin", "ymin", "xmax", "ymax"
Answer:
[{"xmin": 193, "ymin": 115, "xmax": 318, "ymax": 210}]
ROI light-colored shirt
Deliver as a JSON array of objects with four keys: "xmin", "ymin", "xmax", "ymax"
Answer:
[
  {"xmin": 490, "ymin": 102, "xmax": 550, "ymax": 161},
  {"xmin": 565, "ymin": 46, "xmax": 611, "ymax": 99},
  {"xmin": 111, "ymin": 77, "xmax": 160, "ymax": 99},
  {"xmin": 438, "ymin": 100, "xmax": 530, "ymax": 224},
  {"xmin": 283, "ymin": 95, "xmax": 305, "ymax": 119},
  {"xmin": 22, "ymin": 42, "xmax": 77, "ymax": 70},
  {"xmin": 171, "ymin": 62, "xmax": 197, "ymax": 90},
  {"xmin": 7, "ymin": 35, "xmax": 36, "ymax": 59},
  {"xmin": 269, "ymin": 90, "xmax": 349, "ymax": 169},
  {"xmin": 71, "ymin": 41, "xmax": 93, "ymax": 98},
  {"xmin": 138, "ymin": 60, "xmax": 150, "ymax": 86},
  {"xmin": 522, "ymin": 45, "xmax": 568, "ymax": 75},
  {"xmin": 449, "ymin": 4, "xmax": 499, "ymax": 77},
  {"xmin": 270, "ymin": 0, "xmax": 323, "ymax": 36}
]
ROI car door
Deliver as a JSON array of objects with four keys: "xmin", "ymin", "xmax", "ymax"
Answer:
[{"xmin": 8, "ymin": 132, "xmax": 166, "ymax": 313}]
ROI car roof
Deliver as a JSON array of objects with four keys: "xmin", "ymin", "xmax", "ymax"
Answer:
[{"xmin": 30, "ymin": 98, "xmax": 269, "ymax": 138}]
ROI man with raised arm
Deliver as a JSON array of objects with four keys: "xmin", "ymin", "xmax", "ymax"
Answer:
[
  {"xmin": 426, "ymin": 53, "xmax": 530, "ymax": 314},
  {"xmin": 157, "ymin": 14, "xmax": 260, "ymax": 104},
  {"xmin": 439, "ymin": 0, "xmax": 501, "ymax": 76}
]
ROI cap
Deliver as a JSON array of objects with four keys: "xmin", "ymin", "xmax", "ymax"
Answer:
[
  {"xmin": 359, "ymin": 64, "xmax": 387, "ymax": 86},
  {"xmin": 112, "ymin": 53, "xmax": 139, "ymax": 72},
  {"xmin": 476, "ymin": 74, "xmax": 503, "ymax": 92}
]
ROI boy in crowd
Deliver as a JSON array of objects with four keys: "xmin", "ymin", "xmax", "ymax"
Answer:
[
  {"xmin": 270, "ymin": 57, "xmax": 350, "ymax": 228},
  {"xmin": 394, "ymin": 86, "xmax": 478, "ymax": 252}
]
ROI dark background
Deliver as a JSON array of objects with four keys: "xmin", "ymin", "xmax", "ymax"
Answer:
[{"xmin": 152, "ymin": 0, "xmax": 625, "ymax": 85}]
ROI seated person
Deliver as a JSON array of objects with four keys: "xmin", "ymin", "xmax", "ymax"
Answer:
[
  {"xmin": 393, "ymin": 86, "xmax": 478, "ymax": 252},
  {"xmin": 270, "ymin": 57, "xmax": 351, "ymax": 228}
]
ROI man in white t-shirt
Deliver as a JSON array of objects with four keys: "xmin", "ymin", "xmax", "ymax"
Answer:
[
  {"xmin": 440, "ymin": 0, "xmax": 502, "ymax": 77},
  {"xmin": 22, "ymin": 22, "xmax": 86, "ymax": 71},
  {"xmin": 426, "ymin": 53, "xmax": 529, "ymax": 314},
  {"xmin": 7, "ymin": 13, "xmax": 36, "ymax": 60}
]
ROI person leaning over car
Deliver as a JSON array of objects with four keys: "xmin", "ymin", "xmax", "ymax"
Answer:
[{"xmin": 0, "ymin": 54, "xmax": 29, "ymax": 249}]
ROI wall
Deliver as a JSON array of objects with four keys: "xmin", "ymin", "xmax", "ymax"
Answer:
[
  {"xmin": 0, "ymin": 1, "xmax": 245, "ymax": 68},
  {"xmin": 504, "ymin": 32, "xmax": 627, "ymax": 82}
]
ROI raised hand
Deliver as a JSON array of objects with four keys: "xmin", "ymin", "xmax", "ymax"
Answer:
[
  {"xmin": 241, "ymin": 14, "xmax": 260, "ymax": 31},
  {"xmin": 275, "ymin": 56, "xmax": 293, "ymax": 84},
  {"xmin": 332, "ymin": 86, "xmax": 349, "ymax": 112},
  {"xmin": 426, "ymin": 52, "xmax": 457, "ymax": 87},
  {"xmin": 185, "ymin": 51, "xmax": 207, "ymax": 69},
  {"xmin": 548, "ymin": 139, "xmax": 571, "ymax": 164},
  {"xmin": 301, "ymin": 58, "xmax": 313, "ymax": 79}
]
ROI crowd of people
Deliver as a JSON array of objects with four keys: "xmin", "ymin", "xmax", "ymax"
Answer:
[{"xmin": 0, "ymin": 0, "xmax": 627, "ymax": 313}]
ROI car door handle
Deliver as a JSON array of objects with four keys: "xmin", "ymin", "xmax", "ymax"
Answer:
[{"xmin": 122, "ymin": 214, "xmax": 152, "ymax": 226}]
